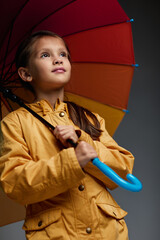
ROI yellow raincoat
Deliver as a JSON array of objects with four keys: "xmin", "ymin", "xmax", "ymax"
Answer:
[{"xmin": 0, "ymin": 99, "xmax": 134, "ymax": 240}]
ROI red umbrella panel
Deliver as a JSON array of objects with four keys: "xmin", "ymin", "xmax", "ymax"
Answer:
[{"xmin": 0, "ymin": 0, "xmax": 137, "ymax": 226}]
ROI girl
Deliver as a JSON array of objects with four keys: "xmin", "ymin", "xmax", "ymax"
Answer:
[{"xmin": 0, "ymin": 31, "xmax": 134, "ymax": 240}]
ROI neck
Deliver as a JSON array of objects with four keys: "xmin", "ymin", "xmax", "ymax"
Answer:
[{"xmin": 34, "ymin": 88, "xmax": 64, "ymax": 108}]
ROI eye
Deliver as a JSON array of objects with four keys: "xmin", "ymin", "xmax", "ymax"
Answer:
[
  {"xmin": 60, "ymin": 51, "xmax": 67, "ymax": 57},
  {"xmin": 41, "ymin": 53, "xmax": 50, "ymax": 58}
]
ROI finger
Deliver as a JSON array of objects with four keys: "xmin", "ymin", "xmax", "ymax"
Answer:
[
  {"xmin": 59, "ymin": 132, "xmax": 78, "ymax": 145},
  {"xmin": 53, "ymin": 126, "xmax": 60, "ymax": 138},
  {"xmin": 53, "ymin": 126, "xmax": 77, "ymax": 147},
  {"xmin": 53, "ymin": 126, "xmax": 69, "ymax": 139},
  {"xmin": 55, "ymin": 126, "xmax": 77, "ymax": 140},
  {"xmin": 54, "ymin": 126, "xmax": 75, "ymax": 136},
  {"xmin": 62, "ymin": 130, "xmax": 78, "ymax": 140}
]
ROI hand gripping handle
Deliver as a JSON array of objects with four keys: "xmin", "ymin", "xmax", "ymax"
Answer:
[{"xmin": 67, "ymin": 138, "xmax": 143, "ymax": 192}]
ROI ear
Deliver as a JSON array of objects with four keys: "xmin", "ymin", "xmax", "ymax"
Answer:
[{"xmin": 18, "ymin": 67, "xmax": 33, "ymax": 82}]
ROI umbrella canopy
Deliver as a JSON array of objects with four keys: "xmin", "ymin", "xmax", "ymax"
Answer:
[
  {"xmin": 0, "ymin": 0, "xmax": 137, "ymax": 226},
  {"xmin": 0, "ymin": 0, "xmax": 136, "ymax": 136}
]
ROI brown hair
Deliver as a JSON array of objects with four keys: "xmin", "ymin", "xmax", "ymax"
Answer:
[{"xmin": 15, "ymin": 30, "xmax": 102, "ymax": 140}]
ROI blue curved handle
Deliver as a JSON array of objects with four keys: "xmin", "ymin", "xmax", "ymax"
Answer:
[{"xmin": 92, "ymin": 158, "xmax": 142, "ymax": 192}]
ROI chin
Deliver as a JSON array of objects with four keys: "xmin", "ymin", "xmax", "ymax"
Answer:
[{"xmin": 46, "ymin": 81, "xmax": 69, "ymax": 91}]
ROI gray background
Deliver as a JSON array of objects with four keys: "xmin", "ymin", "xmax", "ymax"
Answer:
[{"xmin": 0, "ymin": 0, "xmax": 159, "ymax": 239}]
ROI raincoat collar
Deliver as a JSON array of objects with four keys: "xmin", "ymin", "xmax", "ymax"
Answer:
[{"xmin": 26, "ymin": 98, "xmax": 68, "ymax": 116}]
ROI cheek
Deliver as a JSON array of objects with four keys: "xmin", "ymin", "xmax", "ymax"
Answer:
[
  {"xmin": 33, "ymin": 63, "xmax": 48, "ymax": 77},
  {"xmin": 67, "ymin": 62, "xmax": 71, "ymax": 73},
  {"xmin": 67, "ymin": 65, "xmax": 71, "ymax": 79}
]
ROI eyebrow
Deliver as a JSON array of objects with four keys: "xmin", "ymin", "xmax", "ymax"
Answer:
[{"xmin": 35, "ymin": 47, "xmax": 68, "ymax": 56}]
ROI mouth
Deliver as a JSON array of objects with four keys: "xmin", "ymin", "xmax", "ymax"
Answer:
[{"xmin": 52, "ymin": 67, "xmax": 66, "ymax": 73}]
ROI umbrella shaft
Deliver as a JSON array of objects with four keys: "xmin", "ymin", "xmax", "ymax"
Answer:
[
  {"xmin": 0, "ymin": 86, "xmax": 78, "ymax": 147},
  {"xmin": 22, "ymin": 103, "xmax": 56, "ymax": 131},
  {"xmin": 22, "ymin": 103, "xmax": 78, "ymax": 147},
  {"xmin": 0, "ymin": 86, "xmax": 55, "ymax": 131}
]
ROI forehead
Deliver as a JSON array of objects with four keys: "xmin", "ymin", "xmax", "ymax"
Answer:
[{"xmin": 32, "ymin": 36, "xmax": 67, "ymax": 53}]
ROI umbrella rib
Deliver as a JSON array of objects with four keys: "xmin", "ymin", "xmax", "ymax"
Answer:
[
  {"xmin": 0, "ymin": 23, "xmax": 14, "ymax": 81},
  {"xmin": 62, "ymin": 20, "xmax": 130, "ymax": 38},
  {"xmin": 71, "ymin": 61, "xmax": 135, "ymax": 67},
  {"xmin": 2, "ymin": 58, "xmax": 135, "ymax": 74},
  {"xmin": 0, "ymin": 0, "xmax": 76, "ymax": 67},
  {"xmin": 0, "ymin": 97, "xmax": 2, "ymax": 119},
  {"xmin": 29, "ymin": 0, "xmax": 76, "ymax": 33},
  {"xmin": 4, "ymin": 98, "xmax": 14, "ymax": 112},
  {"xmin": 0, "ymin": 0, "xmax": 30, "ymax": 49},
  {"xmin": 0, "ymin": 95, "xmax": 13, "ymax": 112},
  {"xmin": 3, "ymin": 71, "xmax": 17, "ymax": 85},
  {"xmin": 3, "ymin": 60, "xmax": 16, "ymax": 82},
  {"xmin": 9, "ymin": 85, "xmax": 22, "ymax": 89},
  {"xmin": 2, "ymin": 59, "xmax": 135, "ymax": 74}
]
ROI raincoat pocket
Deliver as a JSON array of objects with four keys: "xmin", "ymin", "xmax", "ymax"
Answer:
[
  {"xmin": 23, "ymin": 208, "xmax": 61, "ymax": 240},
  {"xmin": 96, "ymin": 203, "xmax": 128, "ymax": 220},
  {"xmin": 23, "ymin": 208, "xmax": 61, "ymax": 231},
  {"xmin": 96, "ymin": 203, "xmax": 129, "ymax": 239}
]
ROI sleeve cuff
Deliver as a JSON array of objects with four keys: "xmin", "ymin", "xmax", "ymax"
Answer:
[{"xmin": 62, "ymin": 147, "xmax": 86, "ymax": 184}]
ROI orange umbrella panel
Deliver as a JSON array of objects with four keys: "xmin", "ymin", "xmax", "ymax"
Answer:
[{"xmin": 65, "ymin": 63, "xmax": 134, "ymax": 111}]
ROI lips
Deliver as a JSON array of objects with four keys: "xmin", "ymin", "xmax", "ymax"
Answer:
[{"xmin": 52, "ymin": 67, "xmax": 66, "ymax": 73}]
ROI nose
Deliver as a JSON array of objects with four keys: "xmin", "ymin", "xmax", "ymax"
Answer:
[{"xmin": 53, "ymin": 58, "xmax": 63, "ymax": 65}]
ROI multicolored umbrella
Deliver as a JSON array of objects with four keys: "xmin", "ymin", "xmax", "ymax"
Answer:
[{"xmin": 0, "ymin": 0, "xmax": 141, "ymax": 226}]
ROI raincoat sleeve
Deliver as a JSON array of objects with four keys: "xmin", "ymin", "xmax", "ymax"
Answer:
[
  {"xmin": 0, "ymin": 114, "xmax": 85, "ymax": 205},
  {"xmin": 77, "ymin": 114, "xmax": 134, "ymax": 190}
]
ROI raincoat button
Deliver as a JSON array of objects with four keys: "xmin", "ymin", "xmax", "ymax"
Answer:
[
  {"xmin": 38, "ymin": 220, "xmax": 42, "ymax": 227},
  {"xmin": 78, "ymin": 185, "xmax": 85, "ymax": 191},
  {"xmin": 59, "ymin": 112, "xmax": 65, "ymax": 117},
  {"xmin": 86, "ymin": 227, "xmax": 92, "ymax": 234}
]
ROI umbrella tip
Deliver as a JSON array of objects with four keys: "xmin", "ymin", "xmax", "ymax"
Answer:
[
  {"xmin": 127, "ymin": 18, "xmax": 134, "ymax": 23},
  {"xmin": 122, "ymin": 109, "xmax": 130, "ymax": 113},
  {"xmin": 132, "ymin": 63, "xmax": 139, "ymax": 67}
]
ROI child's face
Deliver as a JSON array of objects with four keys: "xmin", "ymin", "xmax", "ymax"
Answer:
[{"xmin": 27, "ymin": 36, "xmax": 71, "ymax": 92}]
